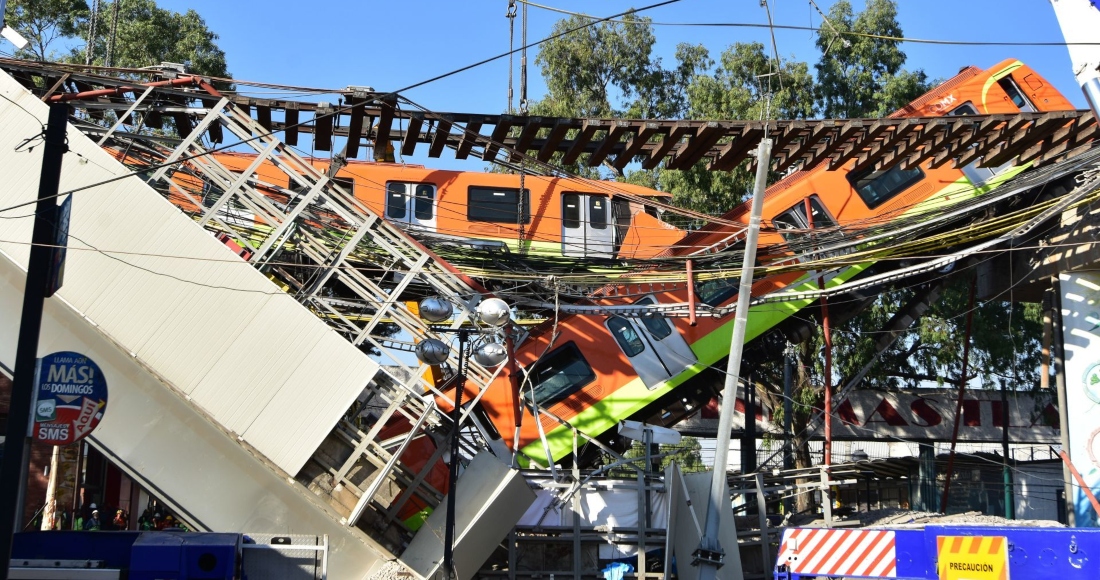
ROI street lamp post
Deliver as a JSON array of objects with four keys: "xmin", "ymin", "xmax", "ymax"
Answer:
[{"xmin": 414, "ymin": 297, "xmax": 510, "ymax": 580}]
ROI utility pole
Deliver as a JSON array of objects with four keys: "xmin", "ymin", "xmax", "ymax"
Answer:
[
  {"xmin": 0, "ymin": 102, "xmax": 68, "ymax": 580},
  {"xmin": 695, "ymin": 138, "xmax": 772, "ymax": 580},
  {"xmin": 1052, "ymin": 278, "xmax": 1075, "ymax": 525}
]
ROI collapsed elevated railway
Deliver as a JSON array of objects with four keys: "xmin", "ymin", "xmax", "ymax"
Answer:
[{"xmin": 0, "ymin": 54, "xmax": 1099, "ymax": 579}]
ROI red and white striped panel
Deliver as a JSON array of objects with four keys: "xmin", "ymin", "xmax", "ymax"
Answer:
[{"xmin": 777, "ymin": 528, "xmax": 897, "ymax": 578}]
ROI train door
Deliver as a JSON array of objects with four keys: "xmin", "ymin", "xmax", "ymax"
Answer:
[
  {"xmin": 605, "ymin": 295, "xmax": 697, "ymax": 389},
  {"xmin": 562, "ymin": 193, "xmax": 613, "ymax": 258},
  {"xmin": 948, "ymin": 103, "xmax": 1013, "ymax": 188},
  {"xmin": 385, "ymin": 182, "xmax": 437, "ymax": 231}
]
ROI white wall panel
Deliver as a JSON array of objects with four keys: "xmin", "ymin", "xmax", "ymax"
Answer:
[
  {"xmin": 188, "ymin": 295, "xmax": 323, "ymax": 436},
  {"xmin": 0, "ymin": 70, "xmax": 379, "ymax": 476},
  {"xmin": 243, "ymin": 328, "xmax": 377, "ymax": 472},
  {"xmin": 0, "ymin": 254, "xmax": 387, "ymax": 579}
]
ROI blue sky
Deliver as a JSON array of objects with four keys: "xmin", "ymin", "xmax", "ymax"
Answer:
[{"xmin": 151, "ymin": 0, "xmax": 1086, "ymax": 168}]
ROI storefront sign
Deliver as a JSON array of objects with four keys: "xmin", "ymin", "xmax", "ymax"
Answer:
[{"xmin": 823, "ymin": 389, "xmax": 1058, "ymax": 443}]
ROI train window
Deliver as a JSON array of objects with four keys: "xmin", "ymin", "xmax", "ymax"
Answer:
[
  {"xmin": 521, "ymin": 342, "xmax": 596, "ymax": 409},
  {"xmin": 607, "ymin": 317, "xmax": 645, "ymax": 357},
  {"xmin": 333, "ymin": 177, "xmax": 354, "ymax": 192},
  {"xmin": 948, "ymin": 102, "xmax": 979, "ymax": 116},
  {"xmin": 589, "ymin": 196, "xmax": 608, "ymax": 229},
  {"xmin": 774, "ymin": 196, "xmax": 839, "ymax": 259},
  {"xmin": 848, "ymin": 164, "xmax": 924, "ymax": 209},
  {"xmin": 774, "ymin": 196, "xmax": 835, "ymax": 236},
  {"xmin": 998, "ymin": 77, "xmax": 1036, "ymax": 112},
  {"xmin": 563, "ymin": 194, "xmax": 581, "ymax": 229},
  {"xmin": 696, "ymin": 277, "xmax": 738, "ymax": 307},
  {"xmin": 694, "ymin": 240, "xmax": 747, "ymax": 306},
  {"xmin": 468, "ymin": 186, "xmax": 531, "ymax": 223},
  {"xmin": 386, "ymin": 183, "xmax": 407, "ymax": 219},
  {"xmin": 612, "ymin": 198, "xmax": 632, "ymax": 252},
  {"xmin": 414, "ymin": 184, "xmax": 435, "ymax": 220},
  {"xmin": 636, "ymin": 296, "xmax": 673, "ymax": 339}
]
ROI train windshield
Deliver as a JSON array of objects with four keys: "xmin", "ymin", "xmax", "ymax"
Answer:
[
  {"xmin": 608, "ymin": 317, "xmax": 645, "ymax": 357},
  {"xmin": 521, "ymin": 342, "xmax": 596, "ymax": 409},
  {"xmin": 636, "ymin": 296, "xmax": 673, "ymax": 339},
  {"xmin": 998, "ymin": 77, "xmax": 1036, "ymax": 112}
]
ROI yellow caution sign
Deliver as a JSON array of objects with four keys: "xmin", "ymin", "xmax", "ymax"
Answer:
[{"xmin": 937, "ymin": 535, "xmax": 1009, "ymax": 580}]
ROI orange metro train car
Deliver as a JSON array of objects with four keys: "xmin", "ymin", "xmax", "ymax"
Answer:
[{"xmin": 473, "ymin": 59, "xmax": 1077, "ymax": 465}]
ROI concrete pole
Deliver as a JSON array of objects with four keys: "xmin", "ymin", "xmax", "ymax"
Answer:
[
  {"xmin": 695, "ymin": 138, "xmax": 772, "ymax": 580},
  {"xmin": 1052, "ymin": 277, "xmax": 1075, "ymax": 525}
]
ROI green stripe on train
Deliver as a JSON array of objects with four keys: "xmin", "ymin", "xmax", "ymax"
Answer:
[
  {"xmin": 519, "ymin": 167, "xmax": 1027, "ymax": 463},
  {"xmin": 520, "ymin": 263, "xmax": 872, "ymax": 464}
]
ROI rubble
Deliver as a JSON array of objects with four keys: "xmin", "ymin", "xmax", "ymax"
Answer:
[{"xmin": 857, "ymin": 508, "xmax": 1065, "ymax": 528}]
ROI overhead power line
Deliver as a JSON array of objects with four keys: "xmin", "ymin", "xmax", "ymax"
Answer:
[
  {"xmin": 517, "ymin": 0, "xmax": 1100, "ymax": 47},
  {"xmin": 394, "ymin": 0, "xmax": 683, "ymax": 94}
]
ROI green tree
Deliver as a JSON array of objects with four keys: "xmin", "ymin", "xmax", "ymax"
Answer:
[
  {"xmin": 534, "ymin": 12, "xmax": 668, "ymax": 119},
  {"xmin": 75, "ymin": 0, "xmax": 228, "ymax": 78},
  {"xmin": 4, "ymin": 0, "xmax": 89, "ymax": 61},
  {"xmin": 831, "ymin": 280, "xmax": 1044, "ymax": 391},
  {"xmin": 613, "ymin": 436, "xmax": 706, "ymax": 476},
  {"xmin": 661, "ymin": 42, "xmax": 816, "ymax": 221},
  {"xmin": 814, "ymin": 0, "xmax": 930, "ymax": 118},
  {"xmin": 527, "ymin": 12, "xmax": 701, "ymax": 177}
]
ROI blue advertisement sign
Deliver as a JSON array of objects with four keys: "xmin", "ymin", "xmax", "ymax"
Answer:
[
  {"xmin": 44, "ymin": 194, "xmax": 70, "ymax": 298},
  {"xmin": 32, "ymin": 351, "xmax": 108, "ymax": 445}
]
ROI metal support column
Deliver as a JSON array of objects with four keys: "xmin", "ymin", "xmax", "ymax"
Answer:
[
  {"xmin": 941, "ymin": 277, "xmax": 977, "ymax": 513},
  {"xmin": 0, "ymin": 102, "xmax": 67, "ymax": 580}
]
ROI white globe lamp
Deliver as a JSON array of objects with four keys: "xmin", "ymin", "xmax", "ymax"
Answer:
[{"xmin": 476, "ymin": 297, "xmax": 511, "ymax": 327}]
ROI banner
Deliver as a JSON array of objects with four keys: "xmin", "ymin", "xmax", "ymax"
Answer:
[{"xmin": 1060, "ymin": 271, "xmax": 1100, "ymax": 527}]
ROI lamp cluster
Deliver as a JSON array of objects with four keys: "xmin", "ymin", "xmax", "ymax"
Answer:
[{"xmin": 413, "ymin": 297, "xmax": 512, "ymax": 367}]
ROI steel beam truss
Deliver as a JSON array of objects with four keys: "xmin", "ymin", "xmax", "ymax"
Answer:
[{"xmin": 2, "ymin": 58, "xmax": 1097, "ymax": 178}]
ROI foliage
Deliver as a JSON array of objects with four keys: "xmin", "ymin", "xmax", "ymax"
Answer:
[
  {"xmin": 534, "ymin": 12, "xmax": 676, "ymax": 119},
  {"xmin": 73, "ymin": 0, "xmax": 229, "ymax": 78},
  {"xmin": 662, "ymin": 42, "xmax": 817, "ymax": 221},
  {"xmin": 613, "ymin": 436, "xmax": 706, "ymax": 476},
  {"xmin": 5, "ymin": 0, "xmax": 228, "ymax": 78},
  {"xmin": 814, "ymin": 0, "xmax": 931, "ymax": 118},
  {"xmin": 5, "ymin": 0, "xmax": 89, "ymax": 61}
]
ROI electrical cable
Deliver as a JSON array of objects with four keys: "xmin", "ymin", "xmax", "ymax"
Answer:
[{"xmin": 515, "ymin": 0, "xmax": 1100, "ymax": 47}]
